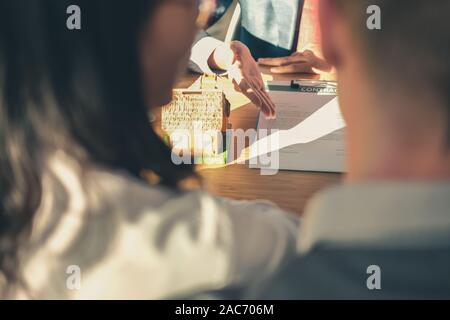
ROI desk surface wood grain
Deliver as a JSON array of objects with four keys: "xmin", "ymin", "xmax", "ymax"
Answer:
[{"xmin": 156, "ymin": 68, "xmax": 342, "ymax": 216}]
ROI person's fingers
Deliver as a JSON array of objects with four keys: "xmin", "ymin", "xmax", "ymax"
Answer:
[
  {"xmin": 232, "ymin": 79, "xmax": 242, "ymax": 93},
  {"xmin": 258, "ymin": 54, "xmax": 309, "ymax": 67},
  {"xmin": 270, "ymin": 62, "xmax": 314, "ymax": 74},
  {"xmin": 247, "ymin": 90, "xmax": 273, "ymax": 118},
  {"xmin": 242, "ymin": 79, "xmax": 274, "ymax": 118},
  {"xmin": 256, "ymin": 75, "xmax": 266, "ymax": 90},
  {"xmin": 258, "ymin": 56, "xmax": 291, "ymax": 67},
  {"xmin": 262, "ymin": 91, "xmax": 276, "ymax": 117},
  {"xmin": 229, "ymin": 58, "xmax": 276, "ymax": 118},
  {"xmin": 291, "ymin": 51, "xmax": 305, "ymax": 57},
  {"xmin": 251, "ymin": 86, "xmax": 272, "ymax": 117},
  {"xmin": 311, "ymin": 57, "xmax": 334, "ymax": 74},
  {"xmin": 249, "ymin": 76, "xmax": 265, "ymax": 93},
  {"xmin": 248, "ymin": 78, "xmax": 276, "ymax": 119},
  {"xmin": 244, "ymin": 81, "xmax": 264, "ymax": 110},
  {"xmin": 260, "ymin": 91, "xmax": 276, "ymax": 119},
  {"xmin": 249, "ymin": 78, "xmax": 276, "ymax": 118},
  {"xmin": 297, "ymin": 50, "xmax": 334, "ymax": 74}
]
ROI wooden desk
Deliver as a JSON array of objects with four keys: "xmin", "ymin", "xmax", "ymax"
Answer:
[{"xmin": 158, "ymin": 68, "xmax": 342, "ymax": 216}]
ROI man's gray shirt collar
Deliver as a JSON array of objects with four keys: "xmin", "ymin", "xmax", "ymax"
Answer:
[{"xmin": 299, "ymin": 182, "xmax": 450, "ymax": 253}]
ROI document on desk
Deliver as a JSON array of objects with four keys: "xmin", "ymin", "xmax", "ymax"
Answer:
[{"xmin": 250, "ymin": 81, "xmax": 346, "ymax": 173}]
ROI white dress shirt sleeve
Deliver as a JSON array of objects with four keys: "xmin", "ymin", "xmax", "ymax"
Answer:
[
  {"xmin": 213, "ymin": 196, "xmax": 300, "ymax": 286},
  {"xmin": 189, "ymin": 30, "xmax": 225, "ymax": 74}
]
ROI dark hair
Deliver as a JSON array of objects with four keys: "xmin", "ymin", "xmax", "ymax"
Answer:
[
  {"xmin": 0, "ymin": 0, "xmax": 195, "ymax": 289},
  {"xmin": 335, "ymin": 0, "xmax": 450, "ymax": 141}
]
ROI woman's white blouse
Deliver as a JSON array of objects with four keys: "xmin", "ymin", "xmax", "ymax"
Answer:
[{"xmin": 15, "ymin": 152, "xmax": 299, "ymax": 299}]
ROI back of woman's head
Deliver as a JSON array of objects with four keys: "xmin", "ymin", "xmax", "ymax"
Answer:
[{"xmin": 0, "ymin": 0, "xmax": 195, "ymax": 288}]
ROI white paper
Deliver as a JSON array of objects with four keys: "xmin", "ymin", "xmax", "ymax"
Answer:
[{"xmin": 250, "ymin": 81, "xmax": 346, "ymax": 173}]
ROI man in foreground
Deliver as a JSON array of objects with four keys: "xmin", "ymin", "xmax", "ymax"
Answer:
[{"xmin": 256, "ymin": 0, "xmax": 450, "ymax": 299}]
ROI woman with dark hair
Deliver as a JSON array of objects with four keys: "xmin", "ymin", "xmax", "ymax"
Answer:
[{"xmin": 0, "ymin": 0, "xmax": 298, "ymax": 299}]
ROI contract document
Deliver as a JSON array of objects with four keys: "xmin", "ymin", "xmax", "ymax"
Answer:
[{"xmin": 250, "ymin": 80, "xmax": 346, "ymax": 173}]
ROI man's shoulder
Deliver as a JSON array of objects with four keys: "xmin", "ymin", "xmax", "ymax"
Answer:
[{"xmin": 259, "ymin": 246, "xmax": 450, "ymax": 299}]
